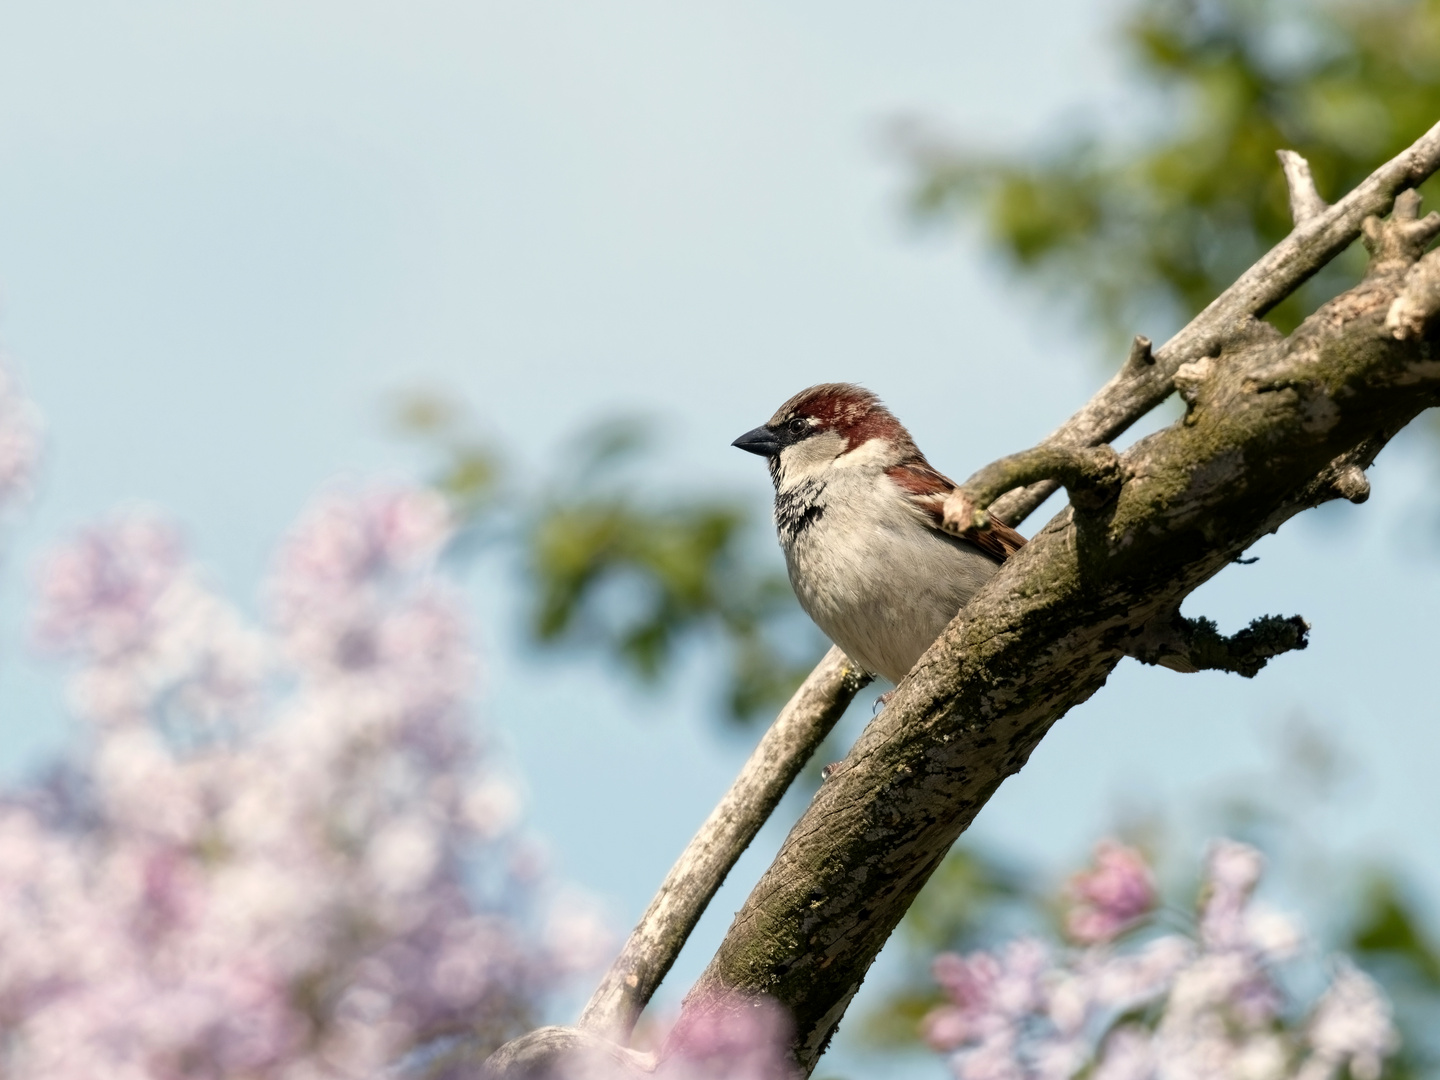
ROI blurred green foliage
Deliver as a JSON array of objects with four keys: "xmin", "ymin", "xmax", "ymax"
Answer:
[
  {"xmin": 393, "ymin": 392, "xmax": 818, "ymax": 723},
  {"xmin": 903, "ymin": 0, "xmax": 1440, "ymax": 342},
  {"xmin": 1352, "ymin": 876, "xmax": 1440, "ymax": 990},
  {"xmin": 1348, "ymin": 876, "xmax": 1440, "ymax": 1077}
]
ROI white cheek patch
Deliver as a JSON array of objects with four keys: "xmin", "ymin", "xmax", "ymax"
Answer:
[
  {"xmin": 832, "ymin": 438, "xmax": 897, "ymax": 470},
  {"xmin": 776, "ymin": 430, "xmax": 848, "ymax": 483}
]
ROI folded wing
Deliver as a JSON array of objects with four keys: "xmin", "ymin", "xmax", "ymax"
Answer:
[{"xmin": 885, "ymin": 461, "xmax": 1028, "ymax": 562}]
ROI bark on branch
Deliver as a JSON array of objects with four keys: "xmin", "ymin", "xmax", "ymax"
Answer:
[
  {"xmin": 941, "ymin": 444, "xmax": 1123, "ymax": 538},
  {"xmin": 679, "ymin": 140, "xmax": 1440, "ymax": 1073}
]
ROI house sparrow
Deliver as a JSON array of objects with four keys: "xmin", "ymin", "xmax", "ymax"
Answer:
[{"xmin": 732, "ymin": 383, "xmax": 1025, "ymax": 685}]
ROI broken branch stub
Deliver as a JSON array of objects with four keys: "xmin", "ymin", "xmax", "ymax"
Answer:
[{"xmin": 1277, "ymin": 149, "xmax": 1328, "ymax": 226}]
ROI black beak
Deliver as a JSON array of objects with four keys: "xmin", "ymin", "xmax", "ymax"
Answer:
[{"xmin": 732, "ymin": 425, "xmax": 782, "ymax": 457}]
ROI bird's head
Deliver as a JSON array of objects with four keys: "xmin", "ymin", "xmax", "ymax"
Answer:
[{"xmin": 731, "ymin": 383, "xmax": 917, "ymax": 484}]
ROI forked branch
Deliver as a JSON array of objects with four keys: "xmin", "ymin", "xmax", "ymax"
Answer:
[
  {"xmin": 991, "ymin": 120, "xmax": 1440, "ymax": 524},
  {"xmin": 941, "ymin": 444, "xmax": 1121, "ymax": 538},
  {"xmin": 486, "ymin": 119, "xmax": 1440, "ymax": 1079},
  {"xmin": 577, "ymin": 648, "xmax": 871, "ymax": 1041}
]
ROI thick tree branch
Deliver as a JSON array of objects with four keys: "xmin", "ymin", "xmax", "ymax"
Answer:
[
  {"xmin": 576, "ymin": 647, "xmax": 871, "ymax": 1041},
  {"xmin": 681, "ymin": 160, "xmax": 1440, "ymax": 1072}
]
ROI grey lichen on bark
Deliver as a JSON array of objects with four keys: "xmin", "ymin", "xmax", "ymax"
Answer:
[
  {"xmin": 681, "ymin": 135, "xmax": 1440, "ymax": 1073},
  {"xmin": 1380, "ymin": 191, "xmax": 1440, "ymax": 339},
  {"xmin": 1126, "ymin": 611, "xmax": 1310, "ymax": 677}
]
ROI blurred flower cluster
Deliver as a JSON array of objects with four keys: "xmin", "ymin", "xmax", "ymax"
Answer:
[
  {"xmin": 494, "ymin": 996, "xmax": 796, "ymax": 1080},
  {"xmin": 0, "ymin": 363, "xmax": 40, "ymax": 509},
  {"xmin": 924, "ymin": 840, "xmax": 1399, "ymax": 1080},
  {"xmin": 0, "ymin": 437, "xmax": 609, "ymax": 1076}
]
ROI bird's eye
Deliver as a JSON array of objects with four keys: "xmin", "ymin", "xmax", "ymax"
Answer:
[{"xmin": 786, "ymin": 417, "xmax": 809, "ymax": 436}]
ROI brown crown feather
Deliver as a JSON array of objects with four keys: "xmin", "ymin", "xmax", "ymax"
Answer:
[{"xmin": 768, "ymin": 382, "xmax": 918, "ymax": 454}]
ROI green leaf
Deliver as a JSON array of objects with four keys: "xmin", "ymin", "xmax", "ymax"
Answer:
[{"xmin": 1349, "ymin": 874, "xmax": 1440, "ymax": 990}]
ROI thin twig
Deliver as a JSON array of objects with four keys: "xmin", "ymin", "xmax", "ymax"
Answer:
[
  {"xmin": 943, "ymin": 444, "xmax": 1122, "ymax": 537},
  {"xmin": 577, "ymin": 647, "xmax": 871, "ymax": 1040}
]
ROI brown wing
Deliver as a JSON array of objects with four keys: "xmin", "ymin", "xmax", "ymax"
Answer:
[{"xmin": 886, "ymin": 462, "xmax": 1027, "ymax": 562}]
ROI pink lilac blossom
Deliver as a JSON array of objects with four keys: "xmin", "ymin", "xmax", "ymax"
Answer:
[
  {"xmin": 1063, "ymin": 840, "xmax": 1156, "ymax": 944},
  {"xmin": 925, "ymin": 839, "xmax": 1399, "ymax": 1080},
  {"xmin": 655, "ymin": 996, "xmax": 795, "ymax": 1080},
  {"xmin": 4, "ymin": 484, "xmax": 609, "ymax": 1079},
  {"xmin": 531, "ymin": 996, "xmax": 796, "ymax": 1080}
]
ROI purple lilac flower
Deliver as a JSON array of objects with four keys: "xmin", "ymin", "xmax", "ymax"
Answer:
[
  {"xmin": 1063, "ymin": 840, "xmax": 1157, "ymax": 944},
  {"xmin": 1299, "ymin": 960, "xmax": 1398, "ymax": 1080},
  {"xmin": 658, "ymin": 995, "xmax": 795, "ymax": 1080},
  {"xmin": 927, "ymin": 840, "xmax": 1399, "ymax": 1080},
  {"xmin": 4, "ymin": 486, "xmax": 608, "ymax": 1078}
]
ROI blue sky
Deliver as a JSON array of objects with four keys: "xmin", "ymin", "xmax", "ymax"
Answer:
[{"xmin": 1, "ymin": 2, "xmax": 1437, "ymax": 1074}]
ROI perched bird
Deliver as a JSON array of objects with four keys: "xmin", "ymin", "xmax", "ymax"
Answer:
[{"xmin": 732, "ymin": 383, "xmax": 1025, "ymax": 685}]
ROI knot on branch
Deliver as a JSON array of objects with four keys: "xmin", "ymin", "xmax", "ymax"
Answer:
[
  {"xmin": 1128, "ymin": 612, "xmax": 1310, "ymax": 679},
  {"xmin": 943, "ymin": 444, "xmax": 1123, "ymax": 534},
  {"xmin": 1330, "ymin": 463, "xmax": 1371, "ymax": 504},
  {"xmin": 1362, "ymin": 189, "xmax": 1440, "ymax": 272},
  {"xmin": 1172, "ymin": 356, "xmax": 1214, "ymax": 408},
  {"xmin": 1385, "ymin": 240, "xmax": 1440, "ymax": 340},
  {"xmin": 1277, "ymin": 150, "xmax": 1328, "ymax": 226}
]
